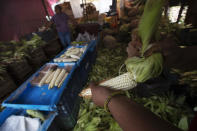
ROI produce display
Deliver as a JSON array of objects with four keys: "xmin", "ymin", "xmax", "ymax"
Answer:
[
  {"xmin": 54, "ymin": 46, "xmax": 87, "ymax": 63},
  {"xmin": 75, "ymin": 41, "xmax": 195, "ymax": 131},
  {"xmin": 31, "ymin": 64, "xmax": 72, "ymax": 89},
  {"xmin": 75, "ymin": 0, "xmax": 197, "ymax": 131}
]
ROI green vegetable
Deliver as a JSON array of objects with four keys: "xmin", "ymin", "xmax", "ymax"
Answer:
[
  {"xmin": 125, "ymin": 53, "xmax": 163, "ymax": 82},
  {"xmin": 178, "ymin": 116, "xmax": 188, "ymax": 131},
  {"xmin": 125, "ymin": 0, "xmax": 165, "ymax": 83},
  {"xmin": 26, "ymin": 110, "xmax": 45, "ymax": 121},
  {"xmin": 138, "ymin": 0, "xmax": 165, "ymax": 55}
]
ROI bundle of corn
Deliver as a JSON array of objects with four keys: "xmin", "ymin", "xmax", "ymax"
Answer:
[
  {"xmin": 54, "ymin": 46, "xmax": 87, "ymax": 62},
  {"xmin": 80, "ymin": 0, "xmax": 165, "ymax": 98},
  {"xmin": 31, "ymin": 65, "xmax": 70, "ymax": 89}
]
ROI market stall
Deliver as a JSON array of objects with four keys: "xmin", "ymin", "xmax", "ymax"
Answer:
[{"xmin": 1, "ymin": 0, "xmax": 197, "ymax": 131}]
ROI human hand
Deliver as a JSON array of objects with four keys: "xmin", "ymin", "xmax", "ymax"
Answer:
[
  {"xmin": 89, "ymin": 83, "xmax": 116, "ymax": 107},
  {"xmin": 126, "ymin": 41, "xmax": 141, "ymax": 57}
]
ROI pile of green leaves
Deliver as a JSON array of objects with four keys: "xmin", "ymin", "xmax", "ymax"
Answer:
[
  {"xmin": 88, "ymin": 42, "xmax": 128, "ymax": 82},
  {"xmin": 0, "ymin": 34, "xmax": 46, "ymax": 64},
  {"xmin": 172, "ymin": 69, "xmax": 197, "ymax": 88},
  {"xmin": 129, "ymin": 92, "xmax": 194, "ymax": 131},
  {"xmin": 74, "ymin": 41, "xmax": 195, "ymax": 131},
  {"xmin": 16, "ymin": 34, "xmax": 46, "ymax": 55},
  {"xmin": 74, "ymin": 42, "xmax": 127, "ymax": 131},
  {"xmin": 74, "ymin": 99, "xmax": 122, "ymax": 131}
]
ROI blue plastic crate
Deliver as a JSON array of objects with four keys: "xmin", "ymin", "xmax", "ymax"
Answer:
[
  {"xmin": 56, "ymin": 96, "xmax": 81, "ymax": 130},
  {"xmin": 87, "ymin": 39, "xmax": 98, "ymax": 64},
  {"xmin": 0, "ymin": 108, "xmax": 57, "ymax": 131},
  {"xmin": 2, "ymin": 63, "xmax": 76, "ymax": 111}
]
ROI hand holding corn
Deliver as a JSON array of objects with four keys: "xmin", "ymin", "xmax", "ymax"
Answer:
[
  {"xmin": 80, "ymin": 72, "xmax": 137, "ymax": 99},
  {"xmin": 85, "ymin": 83, "xmax": 117, "ymax": 107}
]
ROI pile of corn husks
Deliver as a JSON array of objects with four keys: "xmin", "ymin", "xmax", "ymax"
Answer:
[
  {"xmin": 74, "ymin": 42, "xmax": 127, "ymax": 131},
  {"xmin": 74, "ymin": 0, "xmax": 196, "ymax": 130},
  {"xmin": 74, "ymin": 41, "xmax": 195, "ymax": 131}
]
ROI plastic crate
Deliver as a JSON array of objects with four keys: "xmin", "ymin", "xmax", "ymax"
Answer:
[
  {"xmin": 56, "ymin": 96, "xmax": 81, "ymax": 130},
  {"xmin": 2, "ymin": 63, "xmax": 76, "ymax": 111},
  {"xmin": 0, "ymin": 108, "xmax": 57, "ymax": 131},
  {"xmin": 88, "ymin": 39, "xmax": 98, "ymax": 64}
]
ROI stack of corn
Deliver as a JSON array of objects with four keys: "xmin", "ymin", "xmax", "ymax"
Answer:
[
  {"xmin": 38, "ymin": 66, "xmax": 69, "ymax": 89},
  {"xmin": 54, "ymin": 46, "xmax": 87, "ymax": 62}
]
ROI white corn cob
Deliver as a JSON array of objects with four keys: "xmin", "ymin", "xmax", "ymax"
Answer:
[
  {"xmin": 100, "ymin": 72, "xmax": 137, "ymax": 90},
  {"xmin": 54, "ymin": 69, "xmax": 66, "ymax": 86},
  {"xmin": 48, "ymin": 68, "xmax": 61, "ymax": 89},
  {"xmin": 54, "ymin": 58, "xmax": 77, "ymax": 62},
  {"xmin": 70, "ymin": 54, "xmax": 80, "ymax": 59},
  {"xmin": 79, "ymin": 72, "xmax": 137, "ymax": 99},
  {"xmin": 38, "ymin": 70, "xmax": 52, "ymax": 87},
  {"xmin": 58, "ymin": 73, "xmax": 68, "ymax": 88},
  {"xmin": 65, "ymin": 48, "xmax": 80, "ymax": 56},
  {"xmin": 45, "ymin": 71, "xmax": 55, "ymax": 84}
]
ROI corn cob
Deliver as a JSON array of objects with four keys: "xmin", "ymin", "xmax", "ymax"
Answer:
[
  {"xmin": 79, "ymin": 72, "xmax": 137, "ymax": 99},
  {"xmin": 54, "ymin": 69, "xmax": 66, "ymax": 86},
  {"xmin": 48, "ymin": 68, "xmax": 61, "ymax": 89},
  {"xmin": 38, "ymin": 66, "xmax": 57, "ymax": 87},
  {"xmin": 54, "ymin": 58, "xmax": 77, "ymax": 62},
  {"xmin": 45, "ymin": 71, "xmax": 55, "ymax": 84},
  {"xmin": 58, "ymin": 73, "xmax": 68, "ymax": 88}
]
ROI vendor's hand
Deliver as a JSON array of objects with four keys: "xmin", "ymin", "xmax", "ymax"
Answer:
[
  {"xmin": 89, "ymin": 83, "xmax": 116, "ymax": 107},
  {"xmin": 127, "ymin": 41, "xmax": 141, "ymax": 57}
]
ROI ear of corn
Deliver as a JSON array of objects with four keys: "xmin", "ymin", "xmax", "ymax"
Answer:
[
  {"xmin": 45, "ymin": 71, "xmax": 55, "ymax": 84},
  {"xmin": 57, "ymin": 72, "xmax": 68, "ymax": 88},
  {"xmin": 125, "ymin": 0, "xmax": 164, "ymax": 83},
  {"xmin": 79, "ymin": 73, "xmax": 137, "ymax": 99},
  {"xmin": 54, "ymin": 69, "xmax": 66, "ymax": 86},
  {"xmin": 48, "ymin": 68, "xmax": 61, "ymax": 89},
  {"xmin": 38, "ymin": 70, "xmax": 52, "ymax": 87},
  {"xmin": 100, "ymin": 72, "xmax": 137, "ymax": 90}
]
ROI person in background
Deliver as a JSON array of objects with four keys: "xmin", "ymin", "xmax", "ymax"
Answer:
[
  {"xmin": 90, "ymin": 83, "xmax": 181, "ymax": 131},
  {"xmin": 48, "ymin": 5, "xmax": 70, "ymax": 48}
]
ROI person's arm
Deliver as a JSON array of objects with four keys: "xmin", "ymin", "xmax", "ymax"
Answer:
[{"xmin": 90, "ymin": 84, "xmax": 181, "ymax": 131}]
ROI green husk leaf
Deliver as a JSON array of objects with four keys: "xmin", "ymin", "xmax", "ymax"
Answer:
[
  {"xmin": 138, "ymin": 0, "xmax": 165, "ymax": 55},
  {"xmin": 178, "ymin": 116, "xmax": 188, "ymax": 131},
  {"xmin": 125, "ymin": 53, "xmax": 163, "ymax": 83}
]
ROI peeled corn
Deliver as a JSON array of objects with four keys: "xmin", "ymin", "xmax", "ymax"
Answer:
[{"xmin": 79, "ymin": 72, "xmax": 137, "ymax": 99}]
